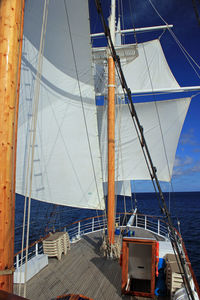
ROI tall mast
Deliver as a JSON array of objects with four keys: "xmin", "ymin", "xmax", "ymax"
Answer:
[
  {"xmin": 0, "ymin": 0, "xmax": 24, "ymax": 292},
  {"xmin": 107, "ymin": 0, "xmax": 116, "ymax": 246}
]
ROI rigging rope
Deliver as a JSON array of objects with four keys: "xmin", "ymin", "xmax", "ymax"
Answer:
[
  {"xmin": 12, "ymin": 2, "xmax": 25, "ymax": 294},
  {"xmin": 119, "ymin": 0, "xmax": 125, "ymax": 44},
  {"xmin": 20, "ymin": 1, "xmax": 49, "ymax": 297},
  {"xmin": 148, "ymin": 0, "xmax": 200, "ymax": 80},
  {"xmin": 141, "ymin": 42, "xmax": 179, "ymax": 214},
  {"xmin": 192, "ymin": 0, "xmax": 200, "ymax": 25},
  {"xmin": 115, "ymin": 89, "xmax": 128, "ymax": 223},
  {"xmin": 64, "ymin": 0, "xmax": 105, "ymax": 238},
  {"xmin": 18, "ymin": 50, "xmax": 38, "ymax": 296},
  {"xmin": 94, "ymin": 1, "xmax": 196, "ymax": 299},
  {"xmin": 64, "ymin": 0, "xmax": 103, "ymax": 214},
  {"xmin": 147, "ymin": 0, "xmax": 199, "ymax": 231},
  {"xmin": 131, "ymin": 180, "xmax": 137, "ymax": 210},
  {"xmin": 128, "ymin": 0, "xmax": 138, "ymax": 45},
  {"xmin": 142, "ymin": 43, "xmax": 173, "ymax": 184}
]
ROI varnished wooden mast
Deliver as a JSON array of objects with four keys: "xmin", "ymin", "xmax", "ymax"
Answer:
[
  {"xmin": 0, "ymin": 0, "xmax": 25, "ymax": 292},
  {"xmin": 107, "ymin": 0, "xmax": 116, "ymax": 246}
]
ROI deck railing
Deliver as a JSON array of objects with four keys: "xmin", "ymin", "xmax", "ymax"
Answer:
[
  {"xmin": 13, "ymin": 212, "xmax": 200, "ymax": 300},
  {"xmin": 14, "ymin": 212, "xmax": 169, "ymax": 267},
  {"xmin": 134, "ymin": 214, "xmax": 169, "ymax": 237}
]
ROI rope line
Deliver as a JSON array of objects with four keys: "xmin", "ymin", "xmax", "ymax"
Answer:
[
  {"xmin": 22, "ymin": 1, "xmax": 49, "ymax": 297},
  {"xmin": 64, "ymin": 0, "xmax": 103, "ymax": 211},
  {"xmin": 94, "ymin": 2, "xmax": 196, "ymax": 299},
  {"xmin": 64, "ymin": 0, "xmax": 105, "ymax": 237},
  {"xmin": 148, "ymin": 0, "xmax": 200, "ymax": 80},
  {"xmin": 142, "ymin": 43, "xmax": 174, "ymax": 190}
]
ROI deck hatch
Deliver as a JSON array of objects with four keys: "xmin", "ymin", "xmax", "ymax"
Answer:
[{"xmin": 121, "ymin": 237, "xmax": 158, "ymax": 298}]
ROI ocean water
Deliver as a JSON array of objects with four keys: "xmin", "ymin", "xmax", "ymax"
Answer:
[{"xmin": 15, "ymin": 191, "xmax": 200, "ymax": 286}]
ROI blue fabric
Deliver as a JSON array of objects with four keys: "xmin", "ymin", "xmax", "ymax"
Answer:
[
  {"xmin": 122, "ymin": 229, "xmax": 135, "ymax": 237},
  {"xmin": 155, "ymin": 259, "xmax": 167, "ymax": 296},
  {"xmin": 115, "ymin": 228, "xmax": 120, "ymax": 235},
  {"xmin": 158, "ymin": 258, "xmax": 166, "ymax": 271}
]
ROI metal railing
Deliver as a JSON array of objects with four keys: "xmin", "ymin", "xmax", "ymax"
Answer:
[
  {"xmin": 14, "ymin": 213, "xmax": 169, "ymax": 267},
  {"xmin": 134, "ymin": 213, "xmax": 169, "ymax": 238},
  {"xmin": 13, "ymin": 212, "xmax": 200, "ymax": 300}
]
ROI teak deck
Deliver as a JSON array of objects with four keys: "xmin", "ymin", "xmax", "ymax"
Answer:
[{"xmin": 14, "ymin": 228, "xmax": 166, "ymax": 300}]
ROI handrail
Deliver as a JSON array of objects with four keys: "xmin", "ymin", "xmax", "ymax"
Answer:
[
  {"xmin": 14, "ymin": 233, "xmax": 50, "ymax": 256},
  {"xmin": 61, "ymin": 214, "xmax": 105, "ymax": 228},
  {"xmin": 13, "ymin": 212, "xmax": 200, "ymax": 299},
  {"xmin": 14, "ymin": 212, "xmax": 168, "ymax": 257},
  {"xmin": 173, "ymin": 226, "xmax": 200, "ymax": 299}
]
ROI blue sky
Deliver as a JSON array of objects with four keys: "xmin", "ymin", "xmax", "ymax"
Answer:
[{"xmin": 89, "ymin": 0, "xmax": 200, "ymax": 192}]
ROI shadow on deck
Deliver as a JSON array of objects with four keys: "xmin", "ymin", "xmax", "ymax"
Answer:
[{"xmin": 13, "ymin": 229, "xmax": 167, "ymax": 300}]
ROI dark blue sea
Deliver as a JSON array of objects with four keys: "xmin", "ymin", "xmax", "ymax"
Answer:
[{"xmin": 15, "ymin": 191, "xmax": 200, "ymax": 286}]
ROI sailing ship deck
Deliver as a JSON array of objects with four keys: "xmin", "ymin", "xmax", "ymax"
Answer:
[{"xmin": 14, "ymin": 228, "xmax": 167, "ymax": 300}]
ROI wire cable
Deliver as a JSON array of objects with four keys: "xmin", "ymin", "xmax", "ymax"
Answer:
[{"xmin": 94, "ymin": 1, "xmax": 196, "ymax": 298}]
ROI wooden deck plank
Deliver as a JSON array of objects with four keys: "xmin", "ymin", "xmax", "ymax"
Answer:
[{"xmin": 14, "ymin": 228, "xmax": 165, "ymax": 300}]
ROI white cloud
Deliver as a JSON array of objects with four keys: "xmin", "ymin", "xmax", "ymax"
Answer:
[
  {"xmin": 191, "ymin": 163, "xmax": 200, "ymax": 172},
  {"xmin": 174, "ymin": 157, "xmax": 181, "ymax": 167},
  {"xmin": 174, "ymin": 155, "xmax": 193, "ymax": 167},
  {"xmin": 180, "ymin": 128, "xmax": 196, "ymax": 146},
  {"xmin": 184, "ymin": 156, "xmax": 193, "ymax": 165},
  {"xmin": 173, "ymin": 160, "xmax": 200, "ymax": 177}
]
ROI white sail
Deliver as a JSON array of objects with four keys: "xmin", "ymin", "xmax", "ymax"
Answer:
[
  {"xmin": 121, "ymin": 39, "xmax": 180, "ymax": 92},
  {"xmin": 93, "ymin": 39, "xmax": 180, "ymax": 95},
  {"xmin": 98, "ymin": 98, "xmax": 191, "ymax": 182},
  {"xmin": 16, "ymin": 0, "xmax": 104, "ymax": 210},
  {"xmin": 103, "ymin": 181, "xmax": 132, "ymax": 197}
]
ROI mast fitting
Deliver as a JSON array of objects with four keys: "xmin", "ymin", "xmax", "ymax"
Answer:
[{"xmin": 0, "ymin": 267, "xmax": 15, "ymax": 276}]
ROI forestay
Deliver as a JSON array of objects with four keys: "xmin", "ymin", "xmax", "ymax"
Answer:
[
  {"xmin": 16, "ymin": 0, "xmax": 104, "ymax": 209},
  {"xmin": 98, "ymin": 98, "xmax": 191, "ymax": 182}
]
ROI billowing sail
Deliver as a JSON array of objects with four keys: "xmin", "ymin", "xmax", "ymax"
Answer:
[
  {"xmin": 93, "ymin": 39, "xmax": 180, "ymax": 95},
  {"xmin": 98, "ymin": 98, "xmax": 191, "ymax": 182},
  {"xmin": 16, "ymin": 0, "xmax": 105, "ymax": 210},
  {"xmin": 121, "ymin": 39, "xmax": 180, "ymax": 92}
]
